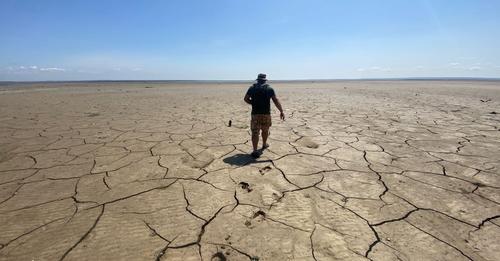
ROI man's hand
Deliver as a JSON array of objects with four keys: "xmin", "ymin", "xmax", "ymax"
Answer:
[
  {"xmin": 280, "ymin": 111, "xmax": 285, "ymax": 121},
  {"xmin": 272, "ymin": 96, "xmax": 285, "ymax": 121},
  {"xmin": 244, "ymin": 94, "xmax": 252, "ymax": 105}
]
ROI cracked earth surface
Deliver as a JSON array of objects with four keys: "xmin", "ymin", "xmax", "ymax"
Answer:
[{"xmin": 0, "ymin": 81, "xmax": 499, "ymax": 260}]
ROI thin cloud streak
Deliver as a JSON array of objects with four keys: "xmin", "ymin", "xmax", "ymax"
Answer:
[{"xmin": 39, "ymin": 67, "xmax": 66, "ymax": 72}]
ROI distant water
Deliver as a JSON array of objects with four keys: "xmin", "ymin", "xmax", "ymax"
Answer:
[{"xmin": 1, "ymin": 77, "xmax": 500, "ymax": 87}]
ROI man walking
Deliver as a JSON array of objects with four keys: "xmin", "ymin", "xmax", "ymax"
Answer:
[{"xmin": 244, "ymin": 73, "xmax": 285, "ymax": 157}]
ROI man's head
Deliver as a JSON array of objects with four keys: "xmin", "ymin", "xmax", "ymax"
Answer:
[{"xmin": 257, "ymin": 73, "xmax": 267, "ymax": 84}]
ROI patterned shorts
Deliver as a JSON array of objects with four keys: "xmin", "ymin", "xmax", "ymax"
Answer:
[{"xmin": 251, "ymin": 114, "xmax": 272, "ymax": 134}]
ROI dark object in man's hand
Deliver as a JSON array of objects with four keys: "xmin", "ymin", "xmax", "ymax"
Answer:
[{"xmin": 228, "ymin": 120, "xmax": 232, "ymax": 127}]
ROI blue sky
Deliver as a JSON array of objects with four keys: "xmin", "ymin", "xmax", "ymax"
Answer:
[{"xmin": 1, "ymin": 0, "xmax": 500, "ymax": 81}]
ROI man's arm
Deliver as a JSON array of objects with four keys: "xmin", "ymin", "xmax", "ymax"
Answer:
[
  {"xmin": 244, "ymin": 94, "xmax": 252, "ymax": 105},
  {"xmin": 271, "ymin": 95, "xmax": 285, "ymax": 120}
]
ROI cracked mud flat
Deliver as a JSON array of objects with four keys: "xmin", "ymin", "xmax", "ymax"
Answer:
[{"xmin": 0, "ymin": 80, "xmax": 499, "ymax": 261}]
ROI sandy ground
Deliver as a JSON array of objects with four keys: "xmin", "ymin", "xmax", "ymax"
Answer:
[{"xmin": 0, "ymin": 80, "xmax": 499, "ymax": 261}]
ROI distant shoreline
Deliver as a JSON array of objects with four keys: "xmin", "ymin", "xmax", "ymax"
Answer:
[{"xmin": 1, "ymin": 77, "xmax": 500, "ymax": 85}]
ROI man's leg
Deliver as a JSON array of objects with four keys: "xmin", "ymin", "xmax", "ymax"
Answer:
[
  {"xmin": 251, "ymin": 129, "xmax": 260, "ymax": 152},
  {"xmin": 261, "ymin": 127, "xmax": 269, "ymax": 149}
]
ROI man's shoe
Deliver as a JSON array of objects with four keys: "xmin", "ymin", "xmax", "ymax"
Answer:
[
  {"xmin": 262, "ymin": 143, "xmax": 269, "ymax": 150},
  {"xmin": 251, "ymin": 151, "xmax": 261, "ymax": 158}
]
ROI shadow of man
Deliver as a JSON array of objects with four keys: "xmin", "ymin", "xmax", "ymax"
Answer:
[{"xmin": 223, "ymin": 153, "xmax": 271, "ymax": 166}]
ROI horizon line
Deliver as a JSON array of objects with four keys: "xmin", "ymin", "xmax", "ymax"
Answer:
[{"xmin": 2, "ymin": 76, "xmax": 500, "ymax": 84}]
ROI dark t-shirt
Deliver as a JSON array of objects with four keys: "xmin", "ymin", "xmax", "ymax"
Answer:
[{"xmin": 246, "ymin": 83, "xmax": 275, "ymax": 115}]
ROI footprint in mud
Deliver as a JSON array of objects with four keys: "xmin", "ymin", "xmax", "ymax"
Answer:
[
  {"xmin": 259, "ymin": 165, "xmax": 272, "ymax": 175},
  {"xmin": 211, "ymin": 252, "xmax": 227, "ymax": 261},
  {"xmin": 272, "ymin": 192, "xmax": 282, "ymax": 201},
  {"xmin": 244, "ymin": 211, "xmax": 266, "ymax": 229},
  {"xmin": 86, "ymin": 112, "xmax": 100, "ymax": 117},
  {"xmin": 472, "ymin": 182, "xmax": 486, "ymax": 187},
  {"xmin": 252, "ymin": 210, "xmax": 266, "ymax": 219},
  {"xmin": 182, "ymin": 152, "xmax": 214, "ymax": 169},
  {"xmin": 239, "ymin": 182, "xmax": 252, "ymax": 192},
  {"xmin": 297, "ymin": 138, "xmax": 319, "ymax": 149}
]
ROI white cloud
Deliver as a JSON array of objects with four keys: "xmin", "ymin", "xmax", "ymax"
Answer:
[
  {"xmin": 448, "ymin": 62, "xmax": 460, "ymax": 66},
  {"xmin": 468, "ymin": 66, "xmax": 481, "ymax": 71},
  {"xmin": 131, "ymin": 67, "xmax": 143, "ymax": 71},
  {"xmin": 13, "ymin": 65, "xmax": 37, "ymax": 70},
  {"xmin": 0, "ymin": 65, "xmax": 72, "ymax": 76},
  {"xmin": 357, "ymin": 66, "xmax": 391, "ymax": 72},
  {"xmin": 40, "ymin": 67, "xmax": 66, "ymax": 72}
]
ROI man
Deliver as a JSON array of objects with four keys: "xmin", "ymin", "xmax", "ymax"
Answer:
[{"xmin": 244, "ymin": 73, "xmax": 285, "ymax": 158}]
